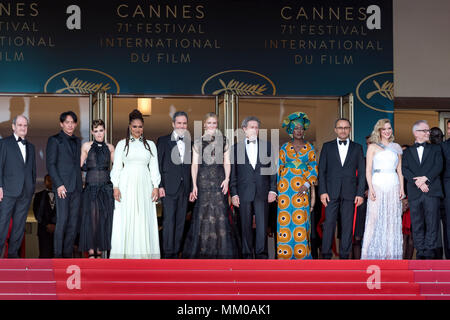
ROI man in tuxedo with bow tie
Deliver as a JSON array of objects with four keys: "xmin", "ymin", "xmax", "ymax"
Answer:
[
  {"xmin": 318, "ymin": 118, "xmax": 365, "ymax": 259},
  {"xmin": 157, "ymin": 111, "xmax": 192, "ymax": 258},
  {"xmin": 402, "ymin": 120, "xmax": 443, "ymax": 259},
  {"xmin": 0, "ymin": 115, "xmax": 36, "ymax": 258},
  {"xmin": 46, "ymin": 111, "xmax": 82, "ymax": 258},
  {"xmin": 230, "ymin": 116, "xmax": 277, "ymax": 259}
]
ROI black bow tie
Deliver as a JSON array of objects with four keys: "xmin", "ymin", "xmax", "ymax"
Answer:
[
  {"xmin": 17, "ymin": 137, "xmax": 27, "ymax": 145},
  {"xmin": 338, "ymin": 140, "xmax": 347, "ymax": 146},
  {"xmin": 247, "ymin": 139, "xmax": 256, "ymax": 144},
  {"xmin": 415, "ymin": 142, "xmax": 426, "ymax": 148},
  {"xmin": 178, "ymin": 136, "xmax": 184, "ymax": 141}
]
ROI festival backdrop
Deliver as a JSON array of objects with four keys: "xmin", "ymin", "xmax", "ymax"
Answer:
[{"xmin": 0, "ymin": 0, "xmax": 393, "ymax": 143}]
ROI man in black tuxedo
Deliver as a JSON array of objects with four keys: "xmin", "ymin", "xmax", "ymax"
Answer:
[
  {"xmin": 441, "ymin": 120, "xmax": 450, "ymax": 259},
  {"xmin": 0, "ymin": 115, "xmax": 36, "ymax": 258},
  {"xmin": 230, "ymin": 116, "xmax": 277, "ymax": 259},
  {"xmin": 403, "ymin": 120, "xmax": 443, "ymax": 259},
  {"xmin": 46, "ymin": 111, "xmax": 82, "ymax": 258},
  {"xmin": 157, "ymin": 111, "xmax": 192, "ymax": 258},
  {"xmin": 318, "ymin": 118, "xmax": 365, "ymax": 259},
  {"xmin": 33, "ymin": 174, "xmax": 57, "ymax": 258}
]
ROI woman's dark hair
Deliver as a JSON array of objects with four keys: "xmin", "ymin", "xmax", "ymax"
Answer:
[
  {"xmin": 60, "ymin": 111, "xmax": 78, "ymax": 123},
  {"xmin": 91, "ymin": 119, "xmax": 105, "ymax": 130},
  {"xmin": 124, "ymin": 109, "xmax": 153, "ymax": 156},
  {"xmin": 430, "ymin": 127, "xmax": 444, "ymax": 145}
]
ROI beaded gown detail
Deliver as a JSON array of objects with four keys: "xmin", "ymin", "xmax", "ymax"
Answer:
[{"xmin": 182, "ymin": 135, "xmax": 239, "ymax": 259}]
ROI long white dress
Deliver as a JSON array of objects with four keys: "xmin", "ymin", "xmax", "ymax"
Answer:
[
  {"xmin": 361, "ymin": 142, "xmax": 403, "ymax": 260},
  {"xmin": 110, "ymin": 138, "xmax": 161, "ymax": 259}
]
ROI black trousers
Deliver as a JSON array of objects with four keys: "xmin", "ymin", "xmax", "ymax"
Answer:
[
  {"xmin": 0, "ymin": 190, "xmax": 32, "ymax": 258},
  {"xmin": 409, "ymin": 194, "xmax": 440, "ymax": 259},
  {"xmin": 443, "ymin": 196, "xmax": 450, "ymax": 259},
  {"xmin": 239, "ymin": 198, "xmax": 268, "ymax": 259},
  {"xmin": 54, "ymin": 191, "xmax": 81, "ymax": 258},
  {"xmin": 37, "ymin": 225, "xmax": 54, "ymax": 258},
  {"xmin": 321, "ymin": 197, "xmax": 354, "ymax": 259},
  {"xmin": 162, "ymin": 184, "xmax": 189, "ymax": 258}
]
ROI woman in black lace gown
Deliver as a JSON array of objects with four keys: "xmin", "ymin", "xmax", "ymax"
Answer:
[
  {"xmin": 79, "ymin": 120, "xmax": 115, "ymax": 258},
  {"xmin": 182, "ymin": 113, "xmax": 239, "ymax": 259}
]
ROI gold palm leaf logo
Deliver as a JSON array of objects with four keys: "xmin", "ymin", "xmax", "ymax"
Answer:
[
  {"xmin": 44, "ymin": 68, "xmax": 120, "ymax": 94},
  {"xmin": 201, "ymin": 70, "xmax": 276, "ymax": 96},
  {"xmin": 212, "ymin": 79, "xmax": 267, "ymax": 95},
  {"xmin": 366, "ymin": 80, "xmax": 394, "ymax": 100},
  {"xmin": 355, "ymin": 71, "xmax": 394, "ymax": 114},
  {"xmin": 56, "ymin": 77, "xmax": 112, "ymax": 93}
]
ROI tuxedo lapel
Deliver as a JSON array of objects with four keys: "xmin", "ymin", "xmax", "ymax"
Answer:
[
  {"xmin": 9, "ymin": 136, "xmax": 25, "ymax": 165},
  {"xmin": 410, "ymin": 146, "xmax": 421, "ymax": 166},
  {"xmin": 420, "ymin": 143, "xmax": 431, "ymax": 166},
  {"xmin": 332, "ymin": 141, "xmax": 342, "ymax": 167},
  {"xmin": 60, "ymin": 132, "xmax": 74, "ymax": 156},
  {"xmin": 255, "ymin": 139, "xmax": 261, "ymax": 171},
  {"xmin": 168, "ymin": 134, "xmax": 184, "ymax": 164},
  {"xmin": 25, "ymin": 141, "xmax": 30, "ymax": 165},
  {"xmin": 342, "ymin": 141, "xmax": 354, "ymax": 167}
]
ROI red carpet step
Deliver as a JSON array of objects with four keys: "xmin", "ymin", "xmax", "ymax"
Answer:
[{"xmin": 1, "ymin": 259, "xmax": 450, "ymax": 300}]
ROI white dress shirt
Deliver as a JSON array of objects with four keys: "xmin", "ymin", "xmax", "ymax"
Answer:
[
  {"xmin": 14, "ymin": 133, "xmax": 26, "ymax": 163},
  {"xmin": 337, "ymin": 138, "xmax": 350, "ymax": 166},
  {"xmin": 173, "ymin": 131, "xmax": 185, "ymax": 163},
  {"xmin": 417, "ymin": 145, "xmax": 424, "ymax": 163},
  {"xmin": 245, "ymin": 138, "xmax": 258, "ymax": 169}
]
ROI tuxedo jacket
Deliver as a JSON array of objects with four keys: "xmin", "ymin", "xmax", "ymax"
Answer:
[
  {"xmin": 230, "ymin": 139, "xmax": 277, "ymax": 202},
  {"xmin": 441, "ymin": 140, "xmax": 450, "ymax": 197},
  {"xmin": 0, "ymin": 135, "xmax": 36, "ymax": 197},
  {"xmin": 402, "ymin": 143, "xmax": 443, "ymax": 200},
  {"xmin": 33, "ymin": 189, "xmax": 57, "ymax": 227},
  {"xmin": 156, "ymin": 133, "xmax": 192, "ymax": 196},
  {"xmin": 46, "ymin": 131, "xmax": 82, "ymax": 193},
  {"xmin": 318, "ymin": 139, "xmax": 366, "ymax": 200}
]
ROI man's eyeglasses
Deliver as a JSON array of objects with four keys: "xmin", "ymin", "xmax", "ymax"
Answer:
[
  {"xmin": 336, "ymin": 127, "xmax": 351, "ymax": 130},
  {"xmin": 415, "ymin": 129, "xmax": 431, "ymax": 133}
]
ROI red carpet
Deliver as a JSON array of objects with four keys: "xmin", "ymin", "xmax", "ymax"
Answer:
[{"xmin": 0, "ymin": 259, "xmax": 450, "ymax": 300}]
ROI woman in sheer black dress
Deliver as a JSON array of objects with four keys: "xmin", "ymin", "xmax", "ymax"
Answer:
[{"xmin": 79, "ymin": 120, "xmax": 115, "ymax": 258}]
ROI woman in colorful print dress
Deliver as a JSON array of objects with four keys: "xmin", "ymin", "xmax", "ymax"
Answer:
[{"xmin": 277, "ymin": 112, "xmax": 318, "ymax": 260}]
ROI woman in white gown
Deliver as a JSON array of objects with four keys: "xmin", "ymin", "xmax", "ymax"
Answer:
[
  {"xmin": 110, "ymin": 109, "xmax": 161, "ymax": 259},
  {"xmin": 361, "ymin": 119, "xmax": 405, "ymax": 260}
]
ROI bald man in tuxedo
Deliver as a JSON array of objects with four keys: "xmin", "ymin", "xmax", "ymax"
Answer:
[{"xmin": 0, "ymin": 115, "xmax": 36, "ymax": 258}]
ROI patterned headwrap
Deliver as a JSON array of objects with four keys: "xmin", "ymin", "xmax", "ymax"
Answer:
[{"xmin": 282, "ymin": 112, "xmax": 310, "ymax": 138}]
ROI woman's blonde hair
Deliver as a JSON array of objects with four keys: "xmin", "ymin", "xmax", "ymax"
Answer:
[
  {"xmin": 204, "ymin": 112, "xmax": 218, "ymax": 122},
  {"xmin": 369, "ymin": 118, "xmax": 394, "ymax": 144}
]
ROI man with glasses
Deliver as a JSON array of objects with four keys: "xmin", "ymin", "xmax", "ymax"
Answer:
[
  {"xmin": 403, "ymin": 120, "xmax": 443, "ymax": 259},
  {"xmin": 318, "ymin": 118, "xmax": 365, "ymax": 259}
]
